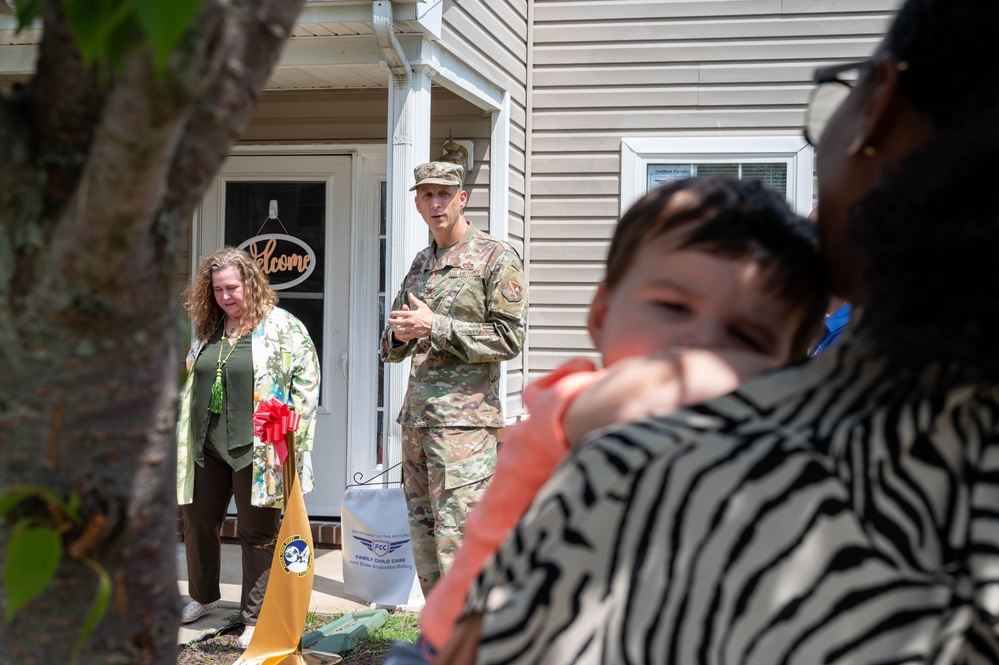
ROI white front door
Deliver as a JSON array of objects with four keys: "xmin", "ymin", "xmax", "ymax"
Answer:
[{"xmin": 199, "ymin": 154, "xmax": 352, "ymax": 517}]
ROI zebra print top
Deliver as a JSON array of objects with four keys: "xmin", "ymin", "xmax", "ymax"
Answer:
[{"xmin": 466, "ymin": 332, "xmax": 999, "ymax": 664}]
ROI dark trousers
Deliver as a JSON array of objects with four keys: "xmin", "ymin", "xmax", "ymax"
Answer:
[{"xmin": 182, "ymin": 444, "xmax": 280, "ymax": 625}]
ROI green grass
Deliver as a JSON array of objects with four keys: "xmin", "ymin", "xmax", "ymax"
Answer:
[
  {"xmin": 339, "ymin": 611, "xmax": 421, "ymax": 665},
  {"xmin": 305, "ymin": 609, "xmax": 327, "ymax": 633},
  {"xmin": 177, "ymin": 609, "xmax": 421, "ymax": 665}
]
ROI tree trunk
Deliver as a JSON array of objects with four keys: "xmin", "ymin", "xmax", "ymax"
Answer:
[{"xmin": 0, "ymin": 1, "xmax": 304, "ymax": 663}]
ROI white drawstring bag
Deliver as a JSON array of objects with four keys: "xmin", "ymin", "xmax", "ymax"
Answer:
[{"xmin": 341, "ymin": 486, "xmax": 425, "ymax": 608}]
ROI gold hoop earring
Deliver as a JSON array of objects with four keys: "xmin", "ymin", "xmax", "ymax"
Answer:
[{"xmin": 847, "ymin": 138, "xmax": 877, "ymax": 158}]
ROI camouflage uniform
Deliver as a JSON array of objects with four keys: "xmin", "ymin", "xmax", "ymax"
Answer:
[{"xmin": 380, "ymin": 222, "xmax": 527, "ymax": 594}]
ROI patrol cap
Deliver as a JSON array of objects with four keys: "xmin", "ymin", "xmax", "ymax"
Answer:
[{"xmin": 410, "ymin": 161, "xmax": 466, "ymax": 191}]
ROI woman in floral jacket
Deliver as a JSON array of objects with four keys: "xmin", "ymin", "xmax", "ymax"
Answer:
[{"xmin": 175, "ymin": 246, "xmax": 319, "ymax": 648}]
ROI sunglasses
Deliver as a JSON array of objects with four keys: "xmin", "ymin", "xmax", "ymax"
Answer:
[{"xmin": 803, "ymin": 59, "xmax": 876, "ymax": 147}]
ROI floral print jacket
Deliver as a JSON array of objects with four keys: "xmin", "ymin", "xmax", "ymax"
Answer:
[{"xmin": 177, "ymin": 306, "xmax": 320, "ymax": 508}]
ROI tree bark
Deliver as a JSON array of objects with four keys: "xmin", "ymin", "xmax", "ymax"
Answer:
[{"xmin": 0, "ymin": 1, "xmax": 304, "ymax": 663}]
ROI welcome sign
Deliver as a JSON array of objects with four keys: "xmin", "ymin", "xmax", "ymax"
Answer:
[{"xmin": 238, "ymin": 233, "xmax": 316, "ymax": 290}]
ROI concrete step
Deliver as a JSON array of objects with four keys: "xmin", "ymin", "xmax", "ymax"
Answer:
[{"xmin": 176, "ymin": 542, "xmax": 369, "ymax": 646}]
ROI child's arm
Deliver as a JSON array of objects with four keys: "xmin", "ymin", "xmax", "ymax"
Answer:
[
  {"xmin": 421, "ymin": 350, "xmax": 776, "ymax": 650},
  {"xmin": 564, "ymin": 349, "xmax": 782, "ymax": 445},
  {"xmin": 420, "ymin": 358, "xmax": 602, "ymax": 650}
]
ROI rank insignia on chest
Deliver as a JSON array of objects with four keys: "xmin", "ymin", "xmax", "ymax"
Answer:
[
  {"xmin": 424, "ymin": 285, "xmax": 436, "ymax": 296},
  {"xmin": 502, "ymin": 281, "xmax": 523, "ymax": 302},
  {"xmin": 462, "ymin": 261, "xmax": 474, "ymax": 270}
]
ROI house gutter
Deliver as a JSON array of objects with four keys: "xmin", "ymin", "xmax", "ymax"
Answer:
[{"xmin": 372, "ymin": 1, "xmax": 411, "ymax": 86}]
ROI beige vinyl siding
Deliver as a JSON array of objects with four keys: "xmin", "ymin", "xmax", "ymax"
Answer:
[
  {"xmin": 439, "ymin": 0, "xmax": 531, "ymax": 417},
  {"xmin": 239, "ymin": 89, "xmax": 388, "ymax": 142},
  {"xmin": 238, "ymin": 87, "xmax": 492, "ymax": 236},
  {"xmin": 436, "ymin": 0, "xmax": 530, "ymax": 241},
  {"xmin": 238, "ymin": 85, "xmax": 502, "ymax": 264},
  {"xmin": 526, "ymin": 0, "xmax": 900, "ymax": 382},
  {"xmin": 242, "ymin": 88, "xmax": 490, "ymax": 147}
]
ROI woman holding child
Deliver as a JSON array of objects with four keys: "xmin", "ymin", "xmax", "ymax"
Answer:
[
  {"xmin": 432, "ymin": 0, "xmax": 999, "ymax": 662},
  {"xmin": 409, "ymin": 177, "xmax": 828, "ymax": 658}
]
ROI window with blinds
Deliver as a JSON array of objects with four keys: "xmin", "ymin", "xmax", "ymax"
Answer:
[
  {"xmin": 620, "ymin": 137, "xmax": 813, "ymax": 217},
  {"xmin": 647, "ymin": 162, "xmax": 788, "ymax": 193}
]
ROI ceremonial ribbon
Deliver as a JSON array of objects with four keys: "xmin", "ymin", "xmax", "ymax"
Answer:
[{"xmin": 252, "ymin": 397, "xmax": 300, "ymax": 466}]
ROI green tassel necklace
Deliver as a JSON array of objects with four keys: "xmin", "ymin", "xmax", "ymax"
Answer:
[{"xmin": 209, "ymin": 320, "xmax": 243, "ymax": 415}]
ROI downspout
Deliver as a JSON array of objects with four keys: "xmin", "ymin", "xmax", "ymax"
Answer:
[{"xmin": 372, "ymin": 1, "xmax": 411, "ymax": 86}]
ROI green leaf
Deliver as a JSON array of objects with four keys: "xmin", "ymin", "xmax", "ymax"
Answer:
[
  {"xmin": 0, "ymin": 491, "xmax": 28, "ymax": 517},
  {"xmin": 63, "ymin": 491, "xmax": 82, "ymax": 523},
  {"xmin": 3, "ymin": 522, "xmax": 62, "ymax": 622},
  {"xmin": 71, "ymin": 559, "xmax": 112, "ymax": 663},
  {"xmin": 105, "ymin": 11, "xmax": 145, "ymax": 70},
  {"xmin": 130, "ymin": 0, "xmax": 203, "ymax": 69},
  {"xmin": 14, "ymin": 0, "xmax": 42, "ymax": 32},
  {"xmin": 0, "ymin": 485, "xmax": 64, "ymax": 517},
  {"xmin": 61, "ymin": 0, "xmax": 134, "ymax": 64}
]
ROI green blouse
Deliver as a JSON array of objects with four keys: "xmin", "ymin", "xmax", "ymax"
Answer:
[{"xmin": 192, "ymin": 326, "xmax": 254, "ymax": 470}]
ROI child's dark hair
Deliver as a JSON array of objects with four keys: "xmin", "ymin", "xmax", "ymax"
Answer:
[{"xmin": 605, "ymin": 177, "xmax": 828, "ymax": 358}]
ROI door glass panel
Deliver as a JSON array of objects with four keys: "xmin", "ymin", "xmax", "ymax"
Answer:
[
  {"xmin": 224, "ymin": 181, "xmax": 326, "ymax": 402},
  {"xmin": 376, "ymin": 181, "xmax": 388, "ymax": 466}
]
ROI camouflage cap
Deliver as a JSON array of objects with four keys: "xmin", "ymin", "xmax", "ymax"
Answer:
[{"xmin": 410, "ymin": 161, "xmax": 466, "ymax": 191}]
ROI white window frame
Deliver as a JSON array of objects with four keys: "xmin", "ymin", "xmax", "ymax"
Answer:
[{"xmin": 620, "ymin": 137, "xmax": 814, "ymax": 217}]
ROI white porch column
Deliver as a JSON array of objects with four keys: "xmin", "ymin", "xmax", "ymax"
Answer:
[
  {"xmin": 490, "ymin": 92, "xmax": 512, "ymax": 419},
  {"xmin": 383, "ymin": 65, "xmax": 433, "ymax": 477}
]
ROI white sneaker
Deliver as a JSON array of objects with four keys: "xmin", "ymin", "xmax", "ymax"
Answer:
[
  {"xmin": 237, "ymin": 625, "xmax": 255, "ymax": 649},
  {"xmin": 180, "ymin": 600, "xmax": 217, "ymax": 624}
]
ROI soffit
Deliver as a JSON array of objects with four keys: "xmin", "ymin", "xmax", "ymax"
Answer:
[{"xmin": 0, "ymin": 1, "xmax": 433, "ymax": 90}]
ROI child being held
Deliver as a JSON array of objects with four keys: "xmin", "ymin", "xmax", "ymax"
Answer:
[{"xmin": 392, "ymin": 177, "xmax": 828, "ymax": 663}]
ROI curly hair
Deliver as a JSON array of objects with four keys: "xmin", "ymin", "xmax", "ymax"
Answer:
[
  {"xmin": 606, "ymin": 177, "xmax": 828, "ymax": 358},
  {"xmin": 848, "ymin": 0, "xmax": 999, "ymax": 379},
  {"xmin": 181, "ymin": 246, "xmax": 279, "ymax": 342}
]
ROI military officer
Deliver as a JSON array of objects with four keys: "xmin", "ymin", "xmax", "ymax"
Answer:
[{"xmin": 379, "ymin": 161, "xmax": 528, "ymax": 595}]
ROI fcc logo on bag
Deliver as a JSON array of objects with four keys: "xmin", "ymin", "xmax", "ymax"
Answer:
[{"xmin": 353, "ymin": 535, "xmax": 409, "ymax": 558}]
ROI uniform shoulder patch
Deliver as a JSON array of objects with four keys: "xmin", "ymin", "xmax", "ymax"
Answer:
[{"xmin": 502, "ymin": 281, "xmax": 523, "ymax": 302}]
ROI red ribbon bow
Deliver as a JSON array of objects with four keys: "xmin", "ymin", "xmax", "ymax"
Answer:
[{"xmin": 252, "ymin": 398, "xmax": 301, "ymax": 466}]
